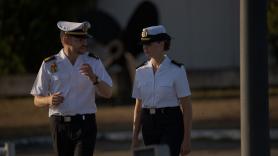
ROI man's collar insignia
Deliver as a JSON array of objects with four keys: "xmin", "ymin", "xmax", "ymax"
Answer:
[
  {"xmin": 44, "ymin": 55, "xmax": 56, "ymax": 63},
  {"xmin": 88, "ymin": 53, "xmax": 99, "ymax": 59},
  {"xmin": 50, "ymin": 62, "xmax": 58, "ymax": 73}
]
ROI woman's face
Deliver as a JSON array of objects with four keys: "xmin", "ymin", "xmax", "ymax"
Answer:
[{"xmin": 142, "ymin": 41, "xmax": 164, "ymax": 58}]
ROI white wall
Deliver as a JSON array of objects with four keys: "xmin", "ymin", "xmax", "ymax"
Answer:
[{"xmin": 97, "ymin": 0, "xmax": 239, "ymax": 69}]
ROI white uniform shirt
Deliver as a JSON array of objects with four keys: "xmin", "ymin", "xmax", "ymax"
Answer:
[
  {"xmin": 132, "ymin": 56, "xmax": 191, "ymax": 108},
  {"xmin": 31, "ymin": 49, "xmax": 112, "ymax": 116}
]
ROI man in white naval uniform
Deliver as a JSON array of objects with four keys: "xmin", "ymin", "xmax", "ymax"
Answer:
[{"xmin": 31, "ymin": 21, "xmax": 112, "ymax": 156}]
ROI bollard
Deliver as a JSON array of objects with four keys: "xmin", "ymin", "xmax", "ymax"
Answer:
[
  {"xmin": 0, "ymin": 143, "xmax": 15, "ymax": 156},
  {"xmin": 133, "ymin": 144, "xmax": 170, "ymax": 156}
]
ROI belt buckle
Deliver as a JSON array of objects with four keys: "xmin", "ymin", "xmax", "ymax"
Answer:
[
  {"xmin": 149, "ymin": 108, "xmax": 156, "ymax": 114},
  {"xmin": 64, "ymin": 116, "xmax": 71, "ymax": 122}
]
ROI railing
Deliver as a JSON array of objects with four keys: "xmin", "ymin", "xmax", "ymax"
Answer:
[{"xmin": 0, "ymin": 143, "xmax": 15, "ymax": 156}]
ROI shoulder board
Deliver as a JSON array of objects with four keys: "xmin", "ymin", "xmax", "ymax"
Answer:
[
  {"xmin": 44, "ymin": 55, "xmax": 56, "ymax": 63},
  {"xmin": 88, "ymin": 53, "xmax": 99, "ymax": 59},
  {"xmin": 136, "ymin": 61, "xmax": 147, "ymax": 69},
  {"xmin": 171, "ymin": 60, "xmax": 183, "ymax": 67}
]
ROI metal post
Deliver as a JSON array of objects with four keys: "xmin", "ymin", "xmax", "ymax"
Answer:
[
  {"xmin": 240, "ymin": 0, "xmax": 270, "ymax": 155},
  {"xmin": 0, "ymin": 142, "xmax": 15, "ymax": 156},
  {"xmin": 5, "ymin": 143, "xmax": 15, "ymax": 156}
]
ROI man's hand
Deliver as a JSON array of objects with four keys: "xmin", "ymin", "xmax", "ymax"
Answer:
[
  {"xmin": 48, "ymin": 92, "xmax": 64, "ymax": 107},
  {"xmin": 80, "ymin": 64, "xmax": 97, "ymax": 83},
  {"xmin": 131, "ymin": 135, "xmax": 140, "ymax": 150}
]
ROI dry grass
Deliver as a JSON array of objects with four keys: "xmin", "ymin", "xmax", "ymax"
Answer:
[{"xmin": 0, "ymin": 96, "xmax": 278, "ymax": 136}]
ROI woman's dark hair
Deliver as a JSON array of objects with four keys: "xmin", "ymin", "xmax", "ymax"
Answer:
[{"xmin": 163, "ymin": 39, "xmax": 171, "ymax": 51}]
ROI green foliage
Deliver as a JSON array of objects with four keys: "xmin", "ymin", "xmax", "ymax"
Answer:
[
  {"xmin": 268, "ymin": 0, "xmax": 278, "ymax": 35},
  {"xmin": 0, "ymin": 40, "xmax": 25, "ymax": 74},
  {"xmin": 268, "ymin": 0, "xmax": 278, "ymax": 63},
  {"xmin": 0, "ymin": 0, "xmax": 97, "ymax": 75}
]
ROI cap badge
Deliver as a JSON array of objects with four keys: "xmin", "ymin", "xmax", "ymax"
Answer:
[{"xmin": 141, "ymin": 29, "xmax": 148, "ymax": 38}]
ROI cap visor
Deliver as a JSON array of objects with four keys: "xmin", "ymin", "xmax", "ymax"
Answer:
[
  {"xmin": 69, "ymin": 34, "xmax": 93, "ymax": 39},
  {"xmin": 137, "ymin": 40, "xmax": 152, "ymax": 45}
]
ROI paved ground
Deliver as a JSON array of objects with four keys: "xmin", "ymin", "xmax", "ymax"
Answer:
[
  {"xmin": 2, "ymin": 95, "xmax": 278, "ymax": 156},
  {"xmin": 15, "ymin": 148, "xmax": 278, "ymax": 156},
  {"xmin": 14, "ymin": 139, "xmax": 278, "ymax": 156}
]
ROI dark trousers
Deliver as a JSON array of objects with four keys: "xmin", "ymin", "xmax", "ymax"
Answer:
[
  {"xmin": 141, "ymin": 107, "xmax": 184, "ymax": 156},
  {"xmin": 49, "ymin": 114, "xmax": 97, "ymax": 156}
]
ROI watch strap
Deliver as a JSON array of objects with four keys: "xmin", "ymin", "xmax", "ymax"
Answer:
[{"xmin": 93, "ymin": 76, "xmax": 99, "ymax": 85}]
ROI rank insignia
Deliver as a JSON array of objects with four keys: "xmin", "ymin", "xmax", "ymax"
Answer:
[{"xmin": 50, "ymin": 63, "xmax": 58, "ymax": 73}]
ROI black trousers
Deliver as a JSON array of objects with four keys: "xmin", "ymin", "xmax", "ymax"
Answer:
[
  {"xmin": 49, "ymin": 114, "xmax": 97, "ymax": 156},
  {"xmin": 141, "ymin": 107, "xmax": 184, "ymax": 156}
]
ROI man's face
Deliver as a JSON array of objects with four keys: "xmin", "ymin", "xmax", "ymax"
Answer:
[{"xmin": 69, "ymin": 35, "xmax": 88, "ymax": 54}]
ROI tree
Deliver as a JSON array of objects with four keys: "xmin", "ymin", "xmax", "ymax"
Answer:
[
  {"xmin": 0, "ymin": 0, "xmax": 97, "ymax": 75},
  {"xmin": 268, "ymin": 0, "xmax": 278, "ymax": 63}
]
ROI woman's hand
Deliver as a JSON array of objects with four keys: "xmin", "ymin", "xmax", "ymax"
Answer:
[{"xmin": 180, "ymin": 139, "xmax": 191, "ymax": 156}]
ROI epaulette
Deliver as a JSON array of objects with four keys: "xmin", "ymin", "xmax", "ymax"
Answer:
[
  {"xmin": 171, "ymin": 60, "xmax": 183, "ymax": 67},
  {"xmin": 44, "ymin": 55, "xmax": 56, "ymax": 63},
  {"xmin": 136, "ymin": 61, "xmax": 147, "ymax": 69},
  {"xmin": 88, "ymin": 53, "xmax": 99, "ymax": 59}
]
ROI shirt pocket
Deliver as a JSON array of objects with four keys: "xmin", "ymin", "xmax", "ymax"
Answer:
[
  {"xmin": 75, "ymin": 73, "xmax": 92, "ymax": 90},
  {"xmin": 51, "ymin": 72, "xmax": 70, "ymax": 91},
  {"xmin": 138, "ymin": 81, "xmax": 153, "ymax": 97},
  {"xmin": 158, "ymin": 80, "xmax": 174, "ymax": 98}
]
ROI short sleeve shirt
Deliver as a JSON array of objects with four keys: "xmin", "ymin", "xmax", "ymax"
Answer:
[
  {"xmin": 132, "ymin": 56, "xmax": 191, "ymax": 108},
  {"xmin": 31, "ymin": 49, "xmax": 112, "ymax": 116}
]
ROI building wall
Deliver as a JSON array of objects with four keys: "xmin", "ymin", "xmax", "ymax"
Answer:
[{"xmin": 97, "ymin": 0, "xmax": 239, "ymax": 69}]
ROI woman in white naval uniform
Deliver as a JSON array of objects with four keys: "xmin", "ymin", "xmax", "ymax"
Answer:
[
  {"xmin": 132, "ymin": 25, "xmax": 192, "ymax": 156},
  {"xmin": 31, "ymin": 21, "xmax": 112, "ymax": 156}
]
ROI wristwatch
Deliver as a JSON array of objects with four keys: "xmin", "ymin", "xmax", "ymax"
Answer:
[{"xmin": 93, "ymin": 76, "xmax": 100, "ymax": 85}]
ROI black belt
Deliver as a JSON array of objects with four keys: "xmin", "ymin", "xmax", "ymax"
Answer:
[
  {"xmin": 142, "ymin": 106, "xmax": 180, "ymax": 115},
  {"xmin": 51, "ymin": 114, "xmax": 95, "ymax": 123}
]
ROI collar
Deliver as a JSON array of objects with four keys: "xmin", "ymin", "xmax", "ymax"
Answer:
[
  {"xmin": 55, "ymin": 49, "xmax": 67, "ymax": 63},
  {"xmin": 161, "ymin": 55, "xmax": 171, "ymax": 67},
  {"xmin": 56, "ymin": 49, "xmax": 90, "ymax": 62},
  {"xmin": 147, "ymin": 55, "xmax": 171, "ymax": 68}
]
